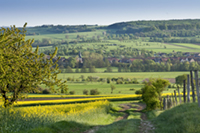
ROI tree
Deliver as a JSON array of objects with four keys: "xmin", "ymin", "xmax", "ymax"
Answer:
[
  {"xmin": 106, "ymin": 66, "xmax": 112, "ymax": 72},
  {"xmin": 66, "ymin": 66, "xmax": 73, "ymax": 73},
  {"xmin": 175, "ymin": 74, "xmax": 187, "ymax": 86},
  {"xmin": 81, "ymin": 66, "xmax": 87, "ymax": 73},
  {"xmin": 89, "ymin": 66, "xmax": 96, "ymax": 73},
  {"xmin": 0, "ymin": 23, "xmax": 68, "ymax": 107},
  {"xmin": 110, "ymin": 84, "xmax": 116, "ymax": 93},
  {"xmin": 141, "ymin": 78, "xmax": 169, "ymax": 111}
]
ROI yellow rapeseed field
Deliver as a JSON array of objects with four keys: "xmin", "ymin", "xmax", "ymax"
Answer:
[{"xmin": 0, "ymin": 100, "xmax": 110, "ymax": 132}]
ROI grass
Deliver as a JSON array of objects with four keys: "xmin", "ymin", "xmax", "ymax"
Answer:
[
  {"xmin": 0, "ymin": 99, "xmax": 143, "ymax": 133},
  {"xmin": 97, "ymin": 100, "xmax": 141, "ymax": 133},
  {"xmin": 151, "ymin": 103, "xmax": 200, "ymax": 133},
  {"xmin": 0, "ymin": 100, "xmax": 113, "ymax": 133},
  {"xmin": 173, "ymin": 43, "xmax": 200, "ymax": 50},
  {"xmin": 59, "ymin": 71, "xmax": 189, "ymax": 81}
]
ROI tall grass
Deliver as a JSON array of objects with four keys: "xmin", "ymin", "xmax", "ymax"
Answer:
[{"xmin": 152, "ymin": 103, "xmax": 200, "ymax": 133}]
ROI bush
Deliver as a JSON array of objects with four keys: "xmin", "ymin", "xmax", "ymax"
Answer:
[
  {"xmin": 83, "ymin": 89, "xmax": 88, "ymax": 95},
  {"xmin": 130, "ymin": 88, "xmax": 135, "ymax": 91},
  {"xmin": 132, "ymin": 78, "xmax": 139, "ymax": 84},
  {"xmin": 107, "ymin": 78, "xmax": 111, "ymax": 84},
  {"xmin": 42, "ymin": 89, "xmax": 50, "ymax": 94},
  {"xmin": 141, "ymin": 78, "xmax": 170, "ymax": 111},
  {"xmin": 116, "ymin": 79, "xmax": 123, "ymax": 84},
  {"xmin": 69, "ymin": 91, "xmax": 75, "ymax": 95},
  {"xmin": 90, "ymin": 89, "xmax": 100, "ymax": 95},
  {"xmin": 76, "ymin": 79, "xmax": 80, "ymax": 82},
  {"xmin": 168, "ymin": 84, "xmax": 172, "ymax": 88},
  {"xmin": 135, "ymin": 90, "xmax": 142, "ymax": 94},
  {"xmin": 67, "ymin": 77, "xmax": 71, "ymax": 81}
]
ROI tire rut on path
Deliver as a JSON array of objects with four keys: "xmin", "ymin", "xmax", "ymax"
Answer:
[
  {"xmin": 83, "ymin": 103, "xmax": 156, "ymax": 133},
  {"xmin": 134, "ymin": 103, "xmax": 155, "ymax": 133}
]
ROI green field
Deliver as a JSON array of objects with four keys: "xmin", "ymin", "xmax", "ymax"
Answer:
[
  {"xmin": 38, "ymin": 71, "xmax": 189, "ymax": 95},
  {"xmin": 58, "ymin": 71, "xmax": 189, "ymax": 80},
  {"xmin": 173, "ymin": 43, "xmax": 200, "ymax": 50}
]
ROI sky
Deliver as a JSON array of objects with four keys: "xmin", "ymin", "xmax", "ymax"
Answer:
[{"xmin": 1, "ymin": 0, "xmax": 200, "ymax": 27}]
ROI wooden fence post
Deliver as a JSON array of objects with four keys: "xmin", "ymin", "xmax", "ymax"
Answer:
[
  {"xmin": 190, "ymin": 70, "xmax": 195, "ymax": 102},
  {"xmin": 183, "ymin": 80, "xmax": 186, "ymax": 103},
  {"xmin": 177, "ymin": 86, "xmax": 182, "ymax": 104},
  {"xmin": 163, "ymin": 98, "xmax": 166, "ymax": 110},
  {"xmin": 174, "ymin": 90, "xmax": 177, "ymax": 105},
  {"xmin": 194, "ymin": 70, "xmax": 200, "ymax": 107},
  {"xmin": 187, "ymin": 74, "xmax": 190, "ymax": 103}
]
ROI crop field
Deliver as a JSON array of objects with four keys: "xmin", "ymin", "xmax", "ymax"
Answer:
[
  {"xmin": 27, "ymin": 28, "xmax": 200, "ymax": 54},
  {"xmin": 35, "ymin": 71, "xmax": 189, "ymax": 95},
  {"xmin": 173, "ymin": 43, "xmax": 200, "ymax": 49},
  {"xmin": 0, "ymin": 100, "xmax": 114, "ymax": 133}
]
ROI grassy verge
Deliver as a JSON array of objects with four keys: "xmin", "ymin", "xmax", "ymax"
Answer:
[
  {"xmin": 1, "ymin": 100, "xmax": 143, "ymax": 133},
  {"xmin": 151, "ymin": 103, "xmax": 200, "ymax": 133}
]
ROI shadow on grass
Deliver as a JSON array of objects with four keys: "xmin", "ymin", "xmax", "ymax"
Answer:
[
  {"xmin": 96, "ymin": 119, "xmax": 140, "ymax": 133},
  {"xmin": 21, "ymin": 121, "xmax": 93, "ymax": 133}
]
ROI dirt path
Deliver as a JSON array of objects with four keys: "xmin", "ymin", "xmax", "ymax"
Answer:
[
  {"xmin": 135, "ymin": 104, "xmax": 155, "ymax": 133},
  {"xmin": 83, "ymin": 102, "xmax": 155, "ymax": 133}
]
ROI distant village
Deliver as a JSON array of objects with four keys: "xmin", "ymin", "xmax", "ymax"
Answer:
[{"xmin": 43, "ymin": 52, "xmax": 200, "ymax": 67}]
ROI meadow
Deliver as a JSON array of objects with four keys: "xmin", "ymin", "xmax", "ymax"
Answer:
[{"xmin": 34, "ymin": 71, "xmax": 189, "ymax": 95}]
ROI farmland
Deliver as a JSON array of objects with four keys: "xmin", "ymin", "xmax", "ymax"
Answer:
[{"xmin": 2, "ymin": 19, "xmax": 200, "ymax": 133}]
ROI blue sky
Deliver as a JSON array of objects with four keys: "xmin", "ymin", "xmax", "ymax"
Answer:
[{"xmin": 1, "ymin": 0, "xmax": 200, "ymax": 27}]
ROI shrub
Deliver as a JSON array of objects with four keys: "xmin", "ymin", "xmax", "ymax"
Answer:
[
  {"xmin": 69, "ymin": 91, "xmax": 75, "ymax": 95},
  {"xmin": 42, "ymin": 89, "xmax": 50, "ymax": 94},
  {"xmin": 107, "ymin": 78, "xmax": 111, "ymax": 84},
  {"xmin": 132, "ymin": 78, "xmax": 139, "ymax": 84},
  {"xmin": 90, "ymin": 89, "xmax": 100, "ymax": 95},
  {"xmin": 83, "ymin": 89, "xmax": 88, "ymax": 95},
  {"xmin": 130, "ymin": 88, "xmax": 135, "ymax": 91},
  {"xmin": 116, "ymin": 79, "xmax": 123, "ymax": 84},
  {"xmin": 168, "ymin": 84, "xmax": 172, "ymax": 88},
  {"xmin": 135, "ymin": 90, "xmax": 142, "ymax": 94},
  {"xmin": 76, "ymin": 79, "xmax": 80, "ymax": 82},
  {"xmin": 67, "ymin": 77, "xmax": 71, "ymax": 81},
  {"xmin": 125, "ymin": 81, "xmax": 129, "ymax": 84},
  {"xmin": 141, "ymin": 78, "xmax": 170, "ymax": 111}
]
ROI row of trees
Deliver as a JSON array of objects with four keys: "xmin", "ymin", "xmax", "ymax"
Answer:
[{"xmin": 124, "ymin": 59, "xmax": 200, "ymax": 72}]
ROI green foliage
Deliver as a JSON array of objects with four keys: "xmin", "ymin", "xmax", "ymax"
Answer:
[
  {"xmin": 141, "ymin": 78, "xmax": 170, "ymax": 111},
  {"xmin": 42, "ymin": 89, "xmax": 51, "ymax": 94},
  {"xmin": 66, "ymin": 66, "xmax": 73, "ymax": 73},
  {"xmin": 153, "ymin": 103, "xmax": 200, "ymax": 133},
  {"xmin": 135, "ymin": 90, "xmax": 142, "ymax": 94},
  {"xmin": 69, "ymin": 91, "xmax": 75, "ymax": 95},
  {"xmin": 90, "ymin": 89, "xmax": 100, "ymax": 95},
  {"xmin": 0, "ymin": 23, "xmax": 68, "ymax": 107},
  {"xmin": 83, "ymin": 89, "xmax": 89, "ymax": 95},
  {"xmin": 107, "ymin": 77, "xmax": 111, "ymax": 84},
  {"xmin": 175, "ymin": 74, "xmax": 187, "ymax": 86},
  {"xmin": 116, "ymin": 80, "xmax": 123, "ymax": 84},
  {"xmin": 110, "ymin": 84, "xmax": 116, "ymax": 94}
]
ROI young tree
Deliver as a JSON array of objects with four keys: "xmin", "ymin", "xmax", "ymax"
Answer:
[
  {"xmin": 0, "ymin": 23, "xmax": 68, "ymax": 107},
  {"xmin": 141, "ymin": 78, "xmax": 169, "ymax": 111},
  {"xmin": 175, "ymin": 74, "xmax": 187, "ymax": 87},
  {"xmin": 110, "ymin": 84, "xmax": 116, "ymax": 93}
]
